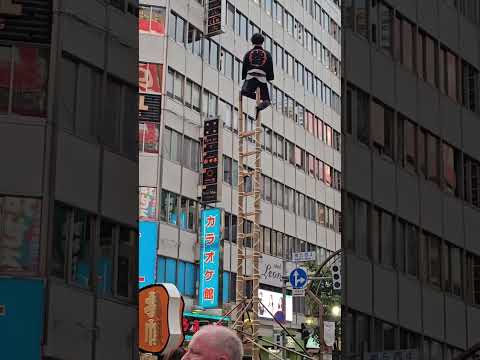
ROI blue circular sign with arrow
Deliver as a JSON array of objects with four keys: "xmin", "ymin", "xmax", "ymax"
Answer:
[{"xmin": 289, "ymin": 268, "xmax": 308, "ymax": 289}]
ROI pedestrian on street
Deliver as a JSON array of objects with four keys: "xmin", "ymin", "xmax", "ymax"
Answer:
[{"xmin": 182, "ymin": 324, "xmax": 244, "ymax": 360}]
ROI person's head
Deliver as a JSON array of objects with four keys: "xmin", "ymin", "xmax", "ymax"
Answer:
[
  {"xmin": 165, "ymin": 347, "xmax": 186, "ymax": 360},
  {"xmin": 251, "ymin": 33, "xmax": 264, "ymax": 46},
  {"xmin": 182, "ymin": 325, "xmax": 243, "ymax": 360}
]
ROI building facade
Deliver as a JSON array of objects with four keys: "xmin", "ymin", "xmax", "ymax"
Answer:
[
  {"xmin": 138, "ymin": 0, "xmax": 341, "ymax": 353},
  {"xmin": 342, "ymin": 0, "xmax": 480, "ymax": 359},
  {"xmin": 0, "ymin": 1, "xmax": 138, "ymax": 359}
]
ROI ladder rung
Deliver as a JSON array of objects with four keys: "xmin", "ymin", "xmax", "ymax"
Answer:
[
  {"xmin": 239, "ymin": 211, "xmax": 257, "ymax": 217},
  {"xmin": 239, "ymin": 171, "xmax": 255, "ymax": 177},
  {"xmin": 239, "ymin": 233, "xmax": 255, "ymax": 239},
  {"xmin": 239, "ymin": 130, "xmax": 256, "ymax": 138},
  {"xmin": 241, "ymin": 150, "xmax": 259, "ymax": 157},
  {"xmin": 239, "ymin": 191, "xmax": 255, "ymax": 197}
]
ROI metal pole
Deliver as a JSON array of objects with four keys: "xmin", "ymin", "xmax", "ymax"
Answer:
[{"xmin": 282, "ymin": 275, "xmax": 287, "ymax": 359}]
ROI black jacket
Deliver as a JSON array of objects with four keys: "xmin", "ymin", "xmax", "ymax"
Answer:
[{"xmin": 242, "ymin": 45, "xmax": 274, "ymax": 81}]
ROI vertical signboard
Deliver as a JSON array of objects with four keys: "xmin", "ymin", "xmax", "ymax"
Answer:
[
  {"xmin": 139, "ymin": 62, "xmax": 163, "ymax": 122},
  {"xmin": 206, "ymin": 0, "xmax": 226, "ymax": 37},
  {"xmin": 139, "ymin": 284, "xmax": 185, "ymax": 355},
  {"xmin": 198, "ymin": 208, "xmax": 222, "ymax": 309},
  {"xmin": 139, "ymin": 221, "xmax": 158, "ymax": 289},
  {"xmin": 201, "ymin": 117, "xmax": 222, "ymax": 204}
]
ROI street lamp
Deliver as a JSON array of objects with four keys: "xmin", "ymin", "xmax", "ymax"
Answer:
[{"xmin": 331, "ymin": 305, "xmax": 341, "ymax": 317}]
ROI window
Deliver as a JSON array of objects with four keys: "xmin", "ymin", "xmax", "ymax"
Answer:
[
  {"xmin": 139, "ymin": 122, "xmax": 160, "ymax": 154},
  {"xmin": 236, "ymin": 11, "xmax": 248, "ymax": 40},
  {"xmin": 187, "ymin": 24, "xmax": 203, "ymax": 57},
  {"xmin": 274, "ymin": 1, "xmax": 284, "ymax": 25},
  {"xmin": 205, "ymin": 38, "xmax": 220, "ymax": 69},
  {"xmin": 357, "ymin": 87, "xmax": 370, "ymax": 145},
  {"xmin": 182, "ymin": 136, "xmax": 200, "ymax": 172},
  {"xmin": 423, "ymin": 232, "xmax": 442, "ymax": 288},
  {"xmin": 166, "ymin": 67, "xmax": 185, "ymax": 102},
  {"xmin": 295, "ymin": 103, "xmax": 305, "ymax": 126},
  {"xmin": 157, "ymin": 257, "xmax": 197, "ymax": 297},
  {"xmin": 160, "ymin": 190, "xmax": 179, "ymax": 225},
  {"xmin": 180, "ymin": 197, "xmax": 198, "ymax": 231},
  {"xmin": 427, "ymin": 133, "xmax": 439, "ymax": 183},
  {"xmin": 185, "ymin": 79, "xmax": 201, "ymax": 112},
  {"xmin": 226, "ymin": 2, "xmax": 235, "ymax": 30},
  {"xmin": 464, "ymin": 156, "xmax": 480, "ymax": 208},
  {"xmin": 295, "ymin": 146, "xmax": 305, "ymax": 170},
  {"xmin": 139, "ymin": 187, "xmax": 157, "ymax": 220},
  {"xmin": 376, "ymin": 3, "xmax": 393, "ymax": 53},
  {"xmin": 371, "ymin": 100, "xmax": 394, "ymax": 158},
  {"xmin": 286, "ymin": 12, "xmax": 294, "ymax": 35},
  {"xmin": 60, "ymin": 56, "xmax": 102, "ymax": 138},
  {"xmin": 446, "ymin": 50, "xmax": 458, "ymax": 101},
  {"xmin": 324, "ymin": 164, "xmax": 332, "ymax": 186},
  {"xmin": 439, "ymin": 47, "xmax": 446, "ymax": 94},
  {"xmin": 351, "ymin": 0, "xmax": 368, "ymax": 38},
  {"xmin": 420, "ymin": 31, "xmax": 436, "ymax": 86},
  {"xmin": 169, "ymin": 12, "xmax": 185, "ymax": 44},
  {"xmin": 263, "ymin": 126, "xmax": 272, "ymax": 152},
  {"xmin": 404, "ymin": 117, "xmax": 417, "ymax": 172},
  {"xmin": 443, "ymin": 142, "xmax": 457, "ymax": 194},
  {"xmin": 296, "ymin": 192, "xmax": 305, "ymax": 217},
  {"xmin": 264, "ymin": 176, "xmax": 272, "ymax": 202},
  {"xmin": 52, "ymin": 203, "xmax": 135, "ymax": 299},
  {"xmin": 0, "ymin": 197, "xmax": 41, "ymax": 275},
  {"xmin": 222, "ymin": 49, "xmax": 234, "ymax": 79},
  {"xmin": 466, "ymin": 252, "xmax": 480, "ymax": 305},
  {"xmin": 404, "ymin": 221, "xmax": 418, "ymax": 277},
  {"xmin": 139, "ymin": 6, "xmax": 166, "ymax": 35},
  {"xmin": 354, "ymin": 197, "xmax": 368, "ymax": 257},
  {"xmin": 223, "ymin": 155, "xmax": 233, "ymax": 185},
  {"xmin": 399, "ymin": 16, "xmax": 414, "ymax": 71},
  {"xmin": 117, "ymin": 227, "xmax": 136, "ymax": 298},
  {"xmin": 418, "ymin": 128, "xmax": 426, "ymax": 176},
  {"xmin": 444, "ymin": 242, "xmax": 462, "ymax": 297},
  {"xmin": 318, "ymin": 203, "xmax": 326, "ymax": 226},
  {"xmin": 462, "ymin": 61, "xmax": 479, "ymax": 112}
]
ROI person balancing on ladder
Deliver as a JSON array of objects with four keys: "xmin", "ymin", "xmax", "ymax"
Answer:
[{"xmin": 241, "ymin": 33, "xmax": 274, "ymax": 113}]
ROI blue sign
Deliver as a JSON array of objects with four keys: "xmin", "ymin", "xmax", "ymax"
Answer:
[
  {"xmin": 139, "ymin": 221, "xmax": 158, "ymax": 289},
  {"xmin": 198, "ymin": 208, "xmax": 222, "ymax": 309},
  {"xmin": 289, "ymin": 268, "xmax": 308, "ymax": 289},
  {"xmin": 0, "ymin": 279, "xmax": 44, "ymax": 359}
]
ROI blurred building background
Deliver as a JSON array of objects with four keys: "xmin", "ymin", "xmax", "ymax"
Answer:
[
  {"xmin": 0, "ymin": 1, "xmax": 138, "ymax": 359},
  {"xmin": 342, "ymin": 0, "xmax": 480, "ymax": 359}
]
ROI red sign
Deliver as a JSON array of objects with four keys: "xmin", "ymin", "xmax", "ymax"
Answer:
[{"xmin": 139, "ymin": 63, "xmax": 163, "ymax": 94}]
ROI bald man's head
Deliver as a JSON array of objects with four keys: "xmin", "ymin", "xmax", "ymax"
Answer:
[{"xmin": 182, "ymin": 325, "xmax": 243, "ymax": 360}]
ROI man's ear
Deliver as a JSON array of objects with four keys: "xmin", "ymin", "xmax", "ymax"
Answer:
[{"xmin": 218, "ymin": 356, "xmax": 228, "ymax": 360}]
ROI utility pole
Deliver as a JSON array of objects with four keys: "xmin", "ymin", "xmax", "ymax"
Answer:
[
  {"xmin": 305, "ymin": 249, "xmax": 342, "ymax": 360},
  {"xmin": 281, "ymin": 274, "xmax": 287, "ymax": 359}
]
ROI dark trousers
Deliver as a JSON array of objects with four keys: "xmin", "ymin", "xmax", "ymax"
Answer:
[{"xmin": 241, "ymin": 78, "xmax": 270, "ymax": 102}]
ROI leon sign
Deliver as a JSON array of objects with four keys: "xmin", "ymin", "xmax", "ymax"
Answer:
[{"xmin": 139, "ymin": 284, "xmax": 185, "ymax": 355}]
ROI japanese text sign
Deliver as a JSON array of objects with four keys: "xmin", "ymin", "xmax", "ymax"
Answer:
[
  {"xmin": 198, "ymin": 208, "xmax": 222, "ymax": 309},
  {"xmin": 139, "ymin": 284, "xmax": 184, "ymax": 355}
]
